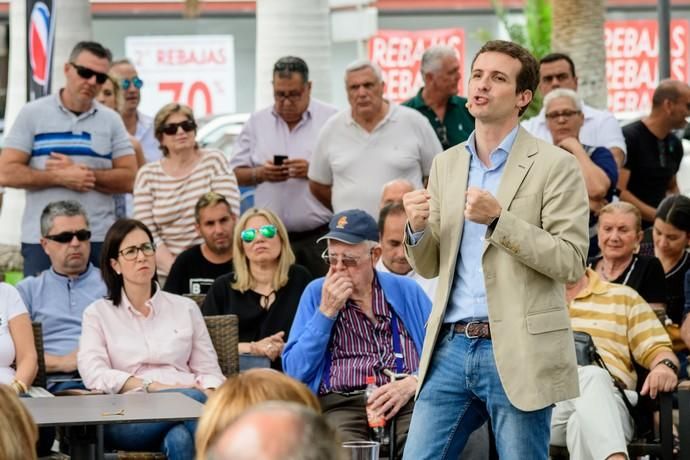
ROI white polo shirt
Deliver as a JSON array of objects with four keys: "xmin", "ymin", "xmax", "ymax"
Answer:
[{"xmin": 309, "ymin": 104, "xmax": 442, "ymax": 219}]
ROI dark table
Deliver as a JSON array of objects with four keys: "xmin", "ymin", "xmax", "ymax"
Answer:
[{"xmin": 22, "ymin": 392, "xmax": 203, "ymax": 460}]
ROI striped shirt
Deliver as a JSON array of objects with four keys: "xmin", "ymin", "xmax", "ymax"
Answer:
[
  {"xmin": 133, "ymin": 149, "xmax": 240, "ymax": 259},
  {"xmin": 569, "ymin": 268, "xmax": 673, "ymax": 390},
  {"xmin": 319, "ymin": 275, "xmax": 419, "ymax": 394}
]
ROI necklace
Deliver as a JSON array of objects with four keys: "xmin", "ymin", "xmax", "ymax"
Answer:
[{"xmin": 599, "ymin": 256, "xmax": 637, "ymax": 286}]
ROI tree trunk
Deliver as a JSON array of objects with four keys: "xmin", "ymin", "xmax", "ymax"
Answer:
[
  {"xmin": 0, "ymin": 0, "xmax": 91, "ymax": 246},
  {"xmin": 551, "ymin": 0, "xmax": 607, "ymax": 109},
  {"xmin": 255, "ymin": 0, "xmax": 332, "ymax": 109}
]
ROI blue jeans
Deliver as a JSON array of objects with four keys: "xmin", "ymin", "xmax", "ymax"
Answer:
[
  {"xmin": 104, "ymin": 388, "xmax": 206, "ymax": 460},
  {"xmin": 403, "ymin": 328, "xmax": 553, "ymax": 460},
  {"xmin": 22, "ymin": 242, "xmax": 103, "ymax": 277}
]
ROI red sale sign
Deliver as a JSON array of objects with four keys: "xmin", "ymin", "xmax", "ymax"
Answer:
[
  {"xmin": 369, "ymin": 29, "xmax": 465, "ymax": 103},
  {"xmin": 605, "ymin": 20, "xmax": 690, "ymax": 113},
  {"xmin": 126, "ymin": 35, "xmax": 236, "ymax": 118}
]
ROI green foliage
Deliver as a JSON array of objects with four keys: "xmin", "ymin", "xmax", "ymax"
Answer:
[{"xmin": 477, "ymin": 0, "xmax": 552, "ymax": 119}]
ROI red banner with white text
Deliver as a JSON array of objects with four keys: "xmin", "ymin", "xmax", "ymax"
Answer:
[
  {"xmin": 369, "ymin": 29, "xmax": 465, "ymax": 103},
  {"xmin": 605, "ymin": 19, "xmax": 690, "ymax": 113}
]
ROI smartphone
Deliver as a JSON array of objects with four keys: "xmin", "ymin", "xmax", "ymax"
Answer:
[{"xmin": 273, "ymin": 155, "xmax": 288, "ymax": 166}]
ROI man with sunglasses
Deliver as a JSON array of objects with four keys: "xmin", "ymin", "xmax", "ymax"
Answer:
[
  {"xmin": 16, "ymin": 201, "xmax": 107, "ymax": 392},
  {"xmin": 619, "ymin": 79, "xmax": 690, "ymax": 229},
  {"xmin": 0, "ymin": 41, "xmax": 136, "ymax": 277},
  {"xmin": 232, "ymin": 56, "xmax": 337, "ymax": 277},
  {"xmin": 283, "ymin": 209, "xmax": 431, "ymax": 458},
  {"xmin": 402, "ymin": 45, "xmax": 474, "ymax": 150},
  {"xmin": 110, "ymin": 58, "xmax": 160, "ymax": 163}
]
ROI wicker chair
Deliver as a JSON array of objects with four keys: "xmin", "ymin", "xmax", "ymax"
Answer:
[
  {"xmin": 183, "ymin": 293, "xmax": 206, "ymax": 309},
  {"xmin": 115, "ymin": 314, "xmax": 239, "ymax": 459},
  {"xmin": 11, "ymin": 321, "xmax": 47, "ymax": 389}
]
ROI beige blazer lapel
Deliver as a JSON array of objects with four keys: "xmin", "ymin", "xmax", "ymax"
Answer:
[{"xmin": 482, "ymin": 128, "xmax": 537, "ymax": 254}]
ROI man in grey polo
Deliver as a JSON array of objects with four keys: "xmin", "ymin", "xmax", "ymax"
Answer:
[
  {"xmin": 0, "ymin": 41, "xmax": 136, "ymax": 276},
  {"xmin": 308, "ymin": 60, "xmax": 442, "ymax": 220},
  {"xmin": 232, "ymin": 56, "xmax": 337, "ymax": 276}
]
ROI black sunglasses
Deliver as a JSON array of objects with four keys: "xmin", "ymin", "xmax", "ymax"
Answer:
[
  {"xmin": 70, "ymin": 63, "xmax": 108, "ymax": 84},
  {"xmin": 44, "ymin": 229, "xmax": 91, "ymax": 244},
  {"xmin": 161, "ymin": 119, "xmax": 197, "ymax": 135}
]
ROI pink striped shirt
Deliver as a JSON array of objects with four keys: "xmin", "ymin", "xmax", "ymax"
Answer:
[
  {"xmin": 133, "ymin": 149, "xmax": 240, "ymax": 258},
  {"xmin": 77, "ymin": 288, "xmax": 225, "ymax": 394},
  {"xmin": 320, "ymin": 276, "xmax": 419, "ymax": 394}
]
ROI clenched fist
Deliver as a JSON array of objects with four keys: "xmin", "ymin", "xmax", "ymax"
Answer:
[
  {"xmin": 464, "ymin": 187, "xmax": 501, "ymax": 225},
  {"xmin": 403, "ymin": 189, "xmax": 431, "ymax": 233}
]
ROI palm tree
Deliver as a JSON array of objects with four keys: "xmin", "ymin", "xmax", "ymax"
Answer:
[{"xmin": 551, "ymin": 0, "xmax": 607, "ymax": 109}]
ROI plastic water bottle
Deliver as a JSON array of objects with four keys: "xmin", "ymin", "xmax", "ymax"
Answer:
[{"xmin": 365, "ymin": 375, "xmax": 389, "ymax": 445}]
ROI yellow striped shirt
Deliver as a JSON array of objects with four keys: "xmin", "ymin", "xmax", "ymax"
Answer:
[{"xmin": 569, "ymin": 268, "xmax": 672, "ymax": 390}]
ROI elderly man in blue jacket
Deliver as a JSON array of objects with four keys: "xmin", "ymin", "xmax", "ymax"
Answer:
[{"xmin": 283, "ymin": 209, "xmax": 430, "ymax": 458}]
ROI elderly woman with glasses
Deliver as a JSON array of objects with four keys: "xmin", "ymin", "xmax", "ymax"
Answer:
[
  {"xmin": 133, "ymin": 103, "xmax": 241, "ymax": 276},
  {"xmin": 202, "ymin": 208, "xmax": 312, "ymax": 370},
  {"xmin": 78, "ymin": 218, "xmax": 224, "ymax": 459}
]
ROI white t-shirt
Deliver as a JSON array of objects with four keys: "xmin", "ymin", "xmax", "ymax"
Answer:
[
  {"xmin": 375, "ymin": 259, "xmax": 438, "ymax": 302},
  {"xmin": 309, "ymin": 104, "xmax": 442, "ymax": 219},
  {"xmin": 0, "ymin": 282, "xmax": 29, "ymax": 384},
  {"xmin": 521, "ymin": 103, "xmax": 627, "ymax": 157}
]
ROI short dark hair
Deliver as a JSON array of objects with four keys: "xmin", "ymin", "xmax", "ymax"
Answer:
[
  {"xmin": 69, "ymin": 41, "xmax": 113, "ymax": 63},
  {"xmin": 539, "ymin": 53, "xmax": 577, "ymax": 77},
  {"xmin": 194, "ymin": 192, "xmax": 233, "ymax": 222},
  {"xmin": 656, "ymin": 194, "xmax": 690, "ymax": 233},
  {"xmin": 378, "ymin": 202, "xmax": 406, "ymax": 235},
  {"xmin": 273, "ymin": 56, "xmax": 309, "ymax": 83},
  {"xmin": 100, "ymin": 219, "xmax": 158, "ymax": 307},
  {"xmin": 40, "ymin": 200, "xmax": 89, "ymax": 237},
  {"xmin": 471, "ymin": 40, "xmax": 539, "ymax": 116},
  {"xmin": 652, "ymin": 79, "xmax": 686, "ymax": 108}
]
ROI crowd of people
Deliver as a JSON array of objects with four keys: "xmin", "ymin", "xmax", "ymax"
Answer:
[{"xmin": 0, "ymin": 36, "xmax": 689, "ymax": 460}]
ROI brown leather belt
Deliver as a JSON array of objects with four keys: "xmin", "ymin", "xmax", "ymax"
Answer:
[{"xmin": 452, "ymin": 321, "xmax": 491, "ymax": 339}]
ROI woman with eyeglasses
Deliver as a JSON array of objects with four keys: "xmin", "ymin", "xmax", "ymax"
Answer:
[
  {"xmin": 202, "ymin": 208, "xmax": 311, "ymax": 370},
  {"xmin": 78, "ymin": 218, "xmax": 224, "ymax": 459},
  {"xmin": 133, "ymin": 103, "xmax": 241, "ymax": 277}
]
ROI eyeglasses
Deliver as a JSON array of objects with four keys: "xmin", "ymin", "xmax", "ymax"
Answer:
[
  {"xmin": 241, "ymin": 225, "xmax": 277, "ymax": 243},
  {"xmin": 545, "ymin": 109, "xmax": 581, "ymax": 120},
  {"xmin": 120, "ymin": 76, "xmax": 143, "ymax": 90},
  {"xmin": 70, "ymin": 63, "xmax": 108, "ymax": 84},
  {"xmin": 274, "ymin": 88, "xmax": 306, "ymax": 103},
  {"xmin": 160, "ymin": 119, "xmax": 197, "ymax": 135},
  {"xmin": 44, "ymin": 229, "xmax": 91, "ymax": 244},
  {"xmin": 118, "ymin": 242, "xmax": 156, "ymax": 260},
  {"xmin": 321, "ymin": 249, "xmax": 371, "ymax": 268}
]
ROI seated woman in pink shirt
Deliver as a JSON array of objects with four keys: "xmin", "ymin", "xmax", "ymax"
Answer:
[{"xmin": 77, "ymin": 218, "xmax": 224, "ymax": 459}]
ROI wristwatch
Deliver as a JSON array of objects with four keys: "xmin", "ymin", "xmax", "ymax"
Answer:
[
  {"xmin": 142, "ymin": 378, "xmax": 153, "ymax": 393},
  {"xmin": 655, "ymin": 358, "xmax": 679, "ymax": 374}
]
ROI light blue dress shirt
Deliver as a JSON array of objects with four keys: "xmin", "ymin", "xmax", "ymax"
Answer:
[{"xmin": 444, "ymin": 126, "xmax": 519, "ymax": 323}]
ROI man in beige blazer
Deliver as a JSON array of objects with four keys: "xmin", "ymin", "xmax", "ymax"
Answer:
[{"xmin": 402, "ymin": 40, "xmax": 590, "ymax": 460}]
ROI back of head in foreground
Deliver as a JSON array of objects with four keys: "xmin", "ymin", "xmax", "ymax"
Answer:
[{"xmin": 0, "ymin": 384, "xmax": 38, "ymax": 460}]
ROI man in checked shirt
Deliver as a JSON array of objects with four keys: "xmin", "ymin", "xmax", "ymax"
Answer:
[{"xmin": 283, "ymin": 209, "xmax": 431, "ymax": 458}]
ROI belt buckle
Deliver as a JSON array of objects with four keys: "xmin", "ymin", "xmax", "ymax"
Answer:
[{"xmin": 464, "ymin": 320, "xmax": 481, "ymax": 339}]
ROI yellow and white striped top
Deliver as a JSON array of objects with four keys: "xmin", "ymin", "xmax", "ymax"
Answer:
[{"xmin": 569, "ymin": 268, "xmax": 672, "ymax": 390}]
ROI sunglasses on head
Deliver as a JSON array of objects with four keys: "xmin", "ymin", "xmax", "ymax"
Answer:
[
  {"xmin": 120, "ymin": 76, "xmax": 144, "ymax": 90},
  {"xmin": 44, "ymin": 229, "xmax": 91, "ymax": 244},
  {"xmin": 241, "ymin": 225, "xmax": 277, "ymax": 243},
  {"xmin": 161, "ymin": 119, "xmax": 197, "ymax": 135},
  {"xmin": 70, "ymin": 63, "xmax": 108, "ymax": 84}
]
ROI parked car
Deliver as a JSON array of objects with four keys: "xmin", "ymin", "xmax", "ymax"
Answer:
[{"xmin": 196, "ymin": 113, "xmax": 254, "ymax": 212}]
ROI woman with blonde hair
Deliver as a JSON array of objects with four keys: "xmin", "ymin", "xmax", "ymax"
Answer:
[
  {"xmin": 133, "ymin": 103, "xmax": 241, "ymax": 276},
  {"xmin": 590, "ymin": 201, "xmax": 666, "ymax": 311},
  {"xmin": 0, "ymin": 384, "xmax": 38, "ymax": 460},
  {"xmin": 195, "ymin": 368, "xmax": 320, "ymax": 460},
  {"xmin": 202, "ymin": 208, "xmax": 312, "ymax": 370}
]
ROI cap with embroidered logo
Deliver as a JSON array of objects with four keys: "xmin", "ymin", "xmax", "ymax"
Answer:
[{"xmin": 317, "ymin": 209, "xmax": 379, "ymax": 244}]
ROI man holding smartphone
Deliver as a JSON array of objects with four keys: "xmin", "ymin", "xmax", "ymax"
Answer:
[{"xmin": 232, "ymin": 57, "xmax": 337, "ymax": 277}]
